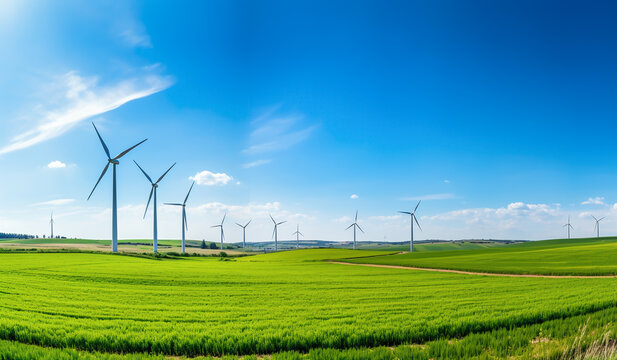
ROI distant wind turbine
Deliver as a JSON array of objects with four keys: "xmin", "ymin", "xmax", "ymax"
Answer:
[
  {"xmin": 292, "ymin": 224, "xmax": 303, "ymax": 249},
  {"xmin": 345, "ymin": 211, "xmax": 364, "ymax": 250},
  {"xmin": 235, "ymin": 220, "xmax": 251, "ymax": 249},
  {"xmin": 592, "ymin": 215, "xmax": 606, "ymax": 238},
  {"xmin": 49, "ymin": 212, "xmax": 54, "ymax": 239},
  {"xmin": 270, "ymin": 215, "xmax": 286, "ymax": 251},
  {"xmin": 134, "ymin": 161, "xmax": 176, "ymax": 253},
  {"xmin": 165, "ymin": 182, "xmax": 195, "ymax": 253},
  {"xmin": 87, "ymin": 123, "xmax": 147, "ymax": 253},
  {"xmin": 563, "ymin": 216, "xmax": 574, "ymax": 239},
  {"xmin": 212, "ymin": 213, "xmax": 226, "ymax": 250},
  {"xmin": 398, "ymin": 201, "xmax": 422, "ymax": 253}
]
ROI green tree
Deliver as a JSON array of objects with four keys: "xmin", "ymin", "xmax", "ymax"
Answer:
[{"xmin": 200, "ymin": 240, "xmax": 207, "ymax": 249}]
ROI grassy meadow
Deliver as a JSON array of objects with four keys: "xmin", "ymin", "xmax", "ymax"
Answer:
[
  {"xmin": 345, "ymin": 237, "xmax": 617, "ymax": 275},
  {"xmin": 1, "ymin": 246, "xmax": 617, "ymax": 358}
]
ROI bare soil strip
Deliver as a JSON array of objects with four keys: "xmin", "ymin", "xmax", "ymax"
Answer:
[{"xmin": 329, "ymin": 261, "xmax": 617, "ymax": 278}]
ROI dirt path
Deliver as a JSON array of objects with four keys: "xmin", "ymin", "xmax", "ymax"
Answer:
[{"xmin": 328, "ymin": 261, "xmax": 617, "ymax": 279}]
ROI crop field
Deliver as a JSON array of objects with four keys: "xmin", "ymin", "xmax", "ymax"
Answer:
[
  {"xmin": 0, "ymin": 238, "xmax": 246, "ymax": 255},
  {"xmin": 1, "ymin": 246, "xmax": 617, "ymax": 359},
  {"xmin": 345, "ymin": 237, "xmax": 617, "ymax": 276}
]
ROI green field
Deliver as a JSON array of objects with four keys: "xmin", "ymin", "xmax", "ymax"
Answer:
[
  {"xmin": 345, "ymin": 237, "xmax": 617, "ymax": 276},
  {"xmin": 1, "ymin": 246, "xmax": 617, "ymax": 358},
  {"xmin": 354, "ymin": 240, "xmax": 518, "ymax": 252}
]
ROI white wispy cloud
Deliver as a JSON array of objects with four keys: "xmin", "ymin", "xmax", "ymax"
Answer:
[
  {"xmin": 243, "ymin": 159, "xmax": 271, "ymax": 168},
  {"xmin": 350, "ymin": 194, "xmax": 359, "ymax": 199},
  {"xmin": 189, "ymin": 170, "xmax": 233, "ymax": 186},
  {"xmin": 47, "ymin": 160, "xmax": 66, "ymax": 169},
  {"xmin": 0, "ymin": 70, "xmax": 173, "ymax": 156},
  {"xmin": 33, "ymin": 198, "xmax": 76, "ymax": 206},
  {"xmin": 400, "ymin": 193, "xmax": 456, "ymax": 201},
  {"xmin": 118, "ymin": 23, "xmax": 151, "ymax": 48},
  {"xmin": 582, "ymin": 197, "xmax": 605, "ymax": 205},
  {"xmin": 243, "ymin": 108, "xmax": 317, "ymax": 154},
  {"xmin": 368, "ymin": 215, "xmax": 403, "ymax": 221}
]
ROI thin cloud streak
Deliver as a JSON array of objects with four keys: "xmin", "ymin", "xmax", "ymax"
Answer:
[
  {"xmin": 0, "ymin": 71, "xmax": 173, "ymax": 155},
  {"xmin": 243, "ymin": 159, "xmax": 272, "ymax": 168},
  {"xmin": 243, "ymin": 108, "xmax": 317, "ymax": 154},
  {"xmin": 32, "ymin": 199, "xmax": 76, "ymax": 206}
]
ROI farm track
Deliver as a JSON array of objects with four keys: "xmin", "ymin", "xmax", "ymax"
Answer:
[{"xmin": 329, "ymin": 261, "xmax": 617, "ymax": 278}]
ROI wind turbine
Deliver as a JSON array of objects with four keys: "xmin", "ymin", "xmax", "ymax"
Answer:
[
  {"xmin": 212, "ymin": 213, "xmax": 226, "ymax": 250},
  {"xmin": 235, "ymin": 220, "xmax": 251, "ymax": 249},
  {"xmin": 563, "ymin": 216, "xmax": 574, "ymax": 239},
  {"xmin": 592, "ymin": 215, "xmax": 606, "ymax": 238},
  {"xmin": 87, "ymin": 123, "xmax": 147, "ymax": 253},
  {"xmin": 164, "ymin": 182, "xmax": 195, "ymax": 253},
  {"xmin": 292, "ymin": 224, "xmax": 304, "ymax": 249},
  {"xmin": 49, "ymin": 212, "xmax": 54, "ymax": 239},
  {"xmin": 134, "ymin": 161, "xmax": 176, "ymax": 253},
  {"xmin": 270, "ymin": 215, "xmax": 286, "ymax": 251},
  {"xmin": 398, "ymin": 201, "xmax": 422, "ymax": 253},
  {"xmin": 345, "ymin": 211, "xmax": 364, "ymax": 250}
]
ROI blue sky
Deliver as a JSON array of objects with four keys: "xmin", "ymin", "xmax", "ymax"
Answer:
[{"xmin": 1, "ymin": 0, "xmax": 617, "ymax": 242}]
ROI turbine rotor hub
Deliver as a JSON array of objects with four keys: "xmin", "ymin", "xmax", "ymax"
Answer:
[{"xmin": 109, "ymin": 159, "xmax": 119, "ymax": 165}]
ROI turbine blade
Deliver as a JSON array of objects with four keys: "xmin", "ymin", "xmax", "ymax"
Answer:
[
  {"xmin": 600, "ymin": 217, "xmax": 606, "ymax": 221},
  {"xmin": 183, "ymin": 208, "xmax": 188, "ymax": 231},
  {"xmin": 236, "ymin": 222, "xmax": 243, "ymax": 227},
  {"xmin": 155, "ymin": 162, "xmax": 176, "ymax": 184},
  {"xmin": 164, "ymin": 203, "xmax": 183, "ymax": 206},
  {"xmin": 278, "ymin": 221, "xmax": 286, "ymax": 225},
  {"xmin": 113, "ymin": 138, "xmax": 147, "ymax": 160},
  {"xmin": 245, "ymin": 219, "xmax": 251, "ymax": 227},
  {"xmin": 133, "ymin": 160, "xmax": 153, "ymax": 183},
  {"xmin": 414, "ymin": 215, "xmax": 422, "ymax": 231},
  {"xmin": 211, "ymin": 225, "xmax": 221, "ymax": 228},
  {"xmin": 355, "ymin": 210, "xmax": 358, "ymax": 222},
  {"xmin": 345, "ymin": 224, "xmax": 354, "ymax": 230},
  {"xmin": 299, "ymin": 232, "xmax": 304, "ymax": 237},
  {"xmin": 221, "ymin": 212, "xmax": 226, "ymax": 225},
  {"xmin": 270, "ymin": 214, "xmax": 276, "ymax": 224},
  {"xmin": 143, "ymin": 187, "xmax": 154, "ymax": 219},
  {"xmin": 398, "ymin": 211, "xmax": 412, "ymax": 215},
  {"xmin": 414, "ymin": 200, "xmax": 421, "ymax": 213},
  {"xmin": 92, "ymin": 123, "xmax": 111, "ymax": 159},
  {"xmin": 592, "ymin": 215, "xmax": 598, "ymax": 222},
  {"xmin": 356, "ymin": 223, "xmax": 365, "ymax": 233},
  {"xmin": 272, "ymin": 227, "xmax": 276, "ymax": 239},
  {"xmin": 87, "ymin": 162, "xmax": 110, "ymax": 200},
  {"xmin": 183, "ymin": 182, "xmax": 195, "ymax": 204},
  {"xmin": 221, "ymin": 228, "xmax": 225, "ymax": 241}
]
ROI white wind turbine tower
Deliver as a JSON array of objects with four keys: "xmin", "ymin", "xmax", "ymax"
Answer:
[
  {"xmin": 164, "ymin": 182, "xmax": 195, "ymax": 253},
  {"xmin": 398, "ymin": 201, "xmax": 422, "ymax": 253},
  {"xmin": 270, "ymin": 214, "xmax": 286, "ymax": 251},
  {"xmin": 134, "ymin": 161, "xmax": 176, "ymax": 253},
  {"xmin": 212, "ymin": 213, "xmax": 226, "ymax": 250},
  {"xmin": 87, "ymin": 123, "xmax": 147, "ymax": 253},
  {"xmin": 592, "ymin": 215, "xmax": 606, "ymax": 238},
  {"xmin": 292, "ymin": 224, "xmax": 304, "ymax": 249},
  {"xmin": 49, "ymin": 212, "xmax": 54, "ymax": 239},
  {"xmin": 345, "ymin": 211, "xmax": 364, "ymax": 250},
  {"xmin": 235, "ymin": 220, "xmax": 251, "ymax": 249},
  {"xmin": 563, "ymin": 216, "xmax": 574, "ymax": 239}
]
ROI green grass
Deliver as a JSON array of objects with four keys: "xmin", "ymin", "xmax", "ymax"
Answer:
[
  {"xmin": 1, "ymin": 249, "xmax": 617, "ymax": 358},
  {"xmin": 343, "ymin": 237, "xmax": 617, "ymax": 275},
  {"xmin": 354, "ymin": 240, "xmax": 516, "ymax": 252}
]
